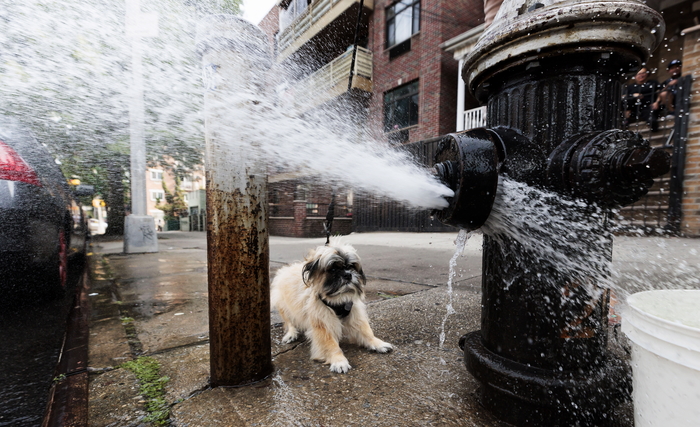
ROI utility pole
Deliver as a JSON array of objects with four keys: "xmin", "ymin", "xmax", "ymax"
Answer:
[{"xmin": 124, "ymin": 0, "xmax": 158, "ymax": 253}]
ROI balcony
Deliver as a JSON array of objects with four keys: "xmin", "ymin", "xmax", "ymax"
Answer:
[
  {"xmin": 278, "ymin": 0, "xmax": 374, "ymax": 62},
  {"xmin": 291, "ymin": 46, "xmax": 372, "ymax": 109},
  {"xmin": 462, "ymin": 106, "xmax": 487, "ymax": 131}
]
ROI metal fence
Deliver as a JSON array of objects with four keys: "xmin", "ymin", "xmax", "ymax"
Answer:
[
  {"xmin": 294, "ymin": 47, "xmax": 373, "ymax": 107},
  {"xmin": 353, "ymin": 136, "xmax": 456, "ymax": 232},
  {"xmin": 188, "ymin": 213, "xmax": 206, "ymax": 232},
  {"xmin": 615, "ymin": 75, "xmax": 692, "ymax": 235},
  {"xmin": 278, "ymin": 0, "xmax": 347, "ymax": 54},
  {"xmin": 307, "ymin": 202, "xmax": 351, "ymax": 218}
]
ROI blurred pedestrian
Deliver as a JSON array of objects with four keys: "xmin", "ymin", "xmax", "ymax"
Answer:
[
  {"xmin": 622, "ymin": 67, "xmax": 658, "ymax": 127},
  {"xmin": 650, "ymin": 59, "xmax": 684, "ymax": 127}
]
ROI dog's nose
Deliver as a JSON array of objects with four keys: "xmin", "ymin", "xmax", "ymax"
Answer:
[{"xmin": 342, "ymin": 271, "xmax": 352, "ymax": 280}]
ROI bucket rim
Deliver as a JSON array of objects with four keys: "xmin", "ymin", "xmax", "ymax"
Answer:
[
  {"xmin": 626, "ymin": 290, "xmax": 700, "ymax": 333},
  {"xmin": 623, "ymin": 290, "xmax": 700, "ymax": 369}
]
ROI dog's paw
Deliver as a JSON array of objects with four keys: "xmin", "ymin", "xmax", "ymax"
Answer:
[
  {"xmin": 371, "ymin": 340, "xmax": 393, "ymax": 353},
  {"xmin": 281, "ymin": 329, "xmax": 299, "ymax": 344},
  {"xmin": 329, "ymin": 359, "xmax": 351, "ymax": 373}
]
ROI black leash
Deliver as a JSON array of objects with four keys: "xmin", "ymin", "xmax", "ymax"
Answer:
[
  {"xmin": 320, "ymin": 197, "xmax": 348, "ymax": 318},
  {"xmin": 347, "ymin": 0, "xmax": 366, "ymax": 92},
  {"xmin": 324, "ymin": 193, "xmax": 336, "ymax": 245}
]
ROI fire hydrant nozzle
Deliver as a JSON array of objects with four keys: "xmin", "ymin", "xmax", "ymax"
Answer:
[
  {"xmin": 435, "ymin": 124, "xmax": 586, "ymax": 230},
  {"xmin": 432, "ymin": 128, "xmax": 502, "ymax": 231},
  {"xmin": 547, "ymin": 130, "xmax": 671, "ymax": 207}
]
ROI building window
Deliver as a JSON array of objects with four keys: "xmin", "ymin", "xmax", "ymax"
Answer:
[
  {"xmin": 306, "ymin": 203, "xmax": 319, "ymax": 215},
  {"xmin": 181, "ymin": 176, "xmax": 193, "ymax": 190},
  {"xmin": 150, "ymin": 169, "xmax": 163, "ymax": 181},
  {"xmin": 386, "ymin": 0, "xmax": 420, "ymax": 49},
  {"xmin": 280, "ymin": 0, "xmax": 310, "ymax": 31},
  {"xmin": 384, "ymin": 81, "xmax": 419, "ymax": 136},
  {"xmin": 294, "ymin": 184, "xmax": 309, "ymax": 201},
  {"xmin": 150, "ymin": 190, "xmax": 165, "ymax": 202}
]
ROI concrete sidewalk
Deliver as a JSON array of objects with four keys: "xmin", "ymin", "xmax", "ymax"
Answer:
[{"xmin": 85, "ymin": 231, "xmax": 700, "ymax": 427}]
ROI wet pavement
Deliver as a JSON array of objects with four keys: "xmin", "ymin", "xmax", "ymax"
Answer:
[
  {"xmin": 0, "ymin": 264, "xmax": 85, "ymax": 427},
  {"xmin": 85, "ymin": 231, "xmax": 700, "ymax": 427}
]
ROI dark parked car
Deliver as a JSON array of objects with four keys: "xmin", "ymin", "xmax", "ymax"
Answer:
[{"xmin": 0, "ymin": 116, "xmax": 90, "ymax": 299}]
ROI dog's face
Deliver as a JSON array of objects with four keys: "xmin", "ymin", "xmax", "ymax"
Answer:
[{"xmin": 302, "ymin": 244, "xmax": 366, "ymax": 300}]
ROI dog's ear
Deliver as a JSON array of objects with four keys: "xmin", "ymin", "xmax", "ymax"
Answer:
[
  {"xmin": 356, "ymin": 264, "xmax": 367, "ymax": 286},
  {"xmin": 302, "ymin": 258, "xmax": 320, "ymax": 287}
]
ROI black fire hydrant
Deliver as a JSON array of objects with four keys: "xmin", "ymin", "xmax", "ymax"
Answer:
[{"xmin": 432, "ymin": 0, "xmax": 668, "ymax": 425}]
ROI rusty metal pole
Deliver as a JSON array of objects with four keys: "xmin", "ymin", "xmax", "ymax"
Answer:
[{"xmin": 196, "ymin": 15, "xmax": 273, "ymax": 387}]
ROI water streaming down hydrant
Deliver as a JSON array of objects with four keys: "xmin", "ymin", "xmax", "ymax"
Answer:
[{"xmin": 429, "ymin": 0, "xmax": 671, "ymax": 425}]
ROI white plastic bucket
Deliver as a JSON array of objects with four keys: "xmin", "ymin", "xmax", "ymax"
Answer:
[{"xmin": 622, "ymin": 290, "xmax": 700, "ymax": 427}]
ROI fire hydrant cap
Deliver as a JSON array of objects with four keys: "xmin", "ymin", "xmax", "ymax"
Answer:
[
  {"xmin": 462, "ymin": 0, "xmax": 665, "ymax": 98},
  {"xmin": 433, "ymin": 129, "xmax": 501, "ymax": 230}
]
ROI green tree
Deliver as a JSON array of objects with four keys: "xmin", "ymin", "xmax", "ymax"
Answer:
[{"xmin": 155, "ymin": 177, "xmax": 188, "ymax": 220}]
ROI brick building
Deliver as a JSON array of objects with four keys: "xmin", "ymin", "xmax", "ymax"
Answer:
[
  {"xmin": 258, "ymin": 0, "xmax": 485, "ymax": 236},
  {"xmin": 368, "ymin": 0, "xmax": 483, "ymax": 145},
  {"xmin": 258, "ymin": 3, "xmax": 280, "ymax": 49},
  {"xmin": 257, "ymin": 0, "xmax": 375, "ymax": 237}
]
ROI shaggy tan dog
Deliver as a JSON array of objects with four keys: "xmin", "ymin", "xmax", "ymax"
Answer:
[{"xmin": 271, "ymin": 239, "xmax": 392, "ymax": 373}]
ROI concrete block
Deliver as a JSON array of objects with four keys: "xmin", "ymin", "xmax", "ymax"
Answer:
[{"xmin": 124, "ymin": 215, "xmax": 159, "ymax": 253}]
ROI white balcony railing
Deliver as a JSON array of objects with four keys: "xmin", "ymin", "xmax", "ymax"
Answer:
[
  {"xmin": 464, "ymin": 106, "xmax": 487, "ymax": 131},
  {"xmin": 292, "ymin": 46, "xmax": 372, "ymax": 107}
]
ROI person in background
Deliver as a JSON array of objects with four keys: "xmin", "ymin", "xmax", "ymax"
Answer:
[
  {"xmin": 651, "ymin": 59, "xmax": 683, "ymax": 124},
  {"xmin": 622, "ymin": 67, "xmax": 658, "ymax": 127}
]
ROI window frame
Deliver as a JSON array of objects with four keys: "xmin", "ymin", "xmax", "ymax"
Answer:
[
  {"xmin": 279, "ymin": 0, "xmax": 311, "ymax": 31},
  {"xmin": 150, "ymin": 189, "xmax": 165, "ymax": 202},
  {"xmin": 385, "ymin": 0, "xmax": 421, "ymax": 49},
  {"xmin": 149, "ymin": 169, "xmax": 163, "ymax": 181},
  {"xmin": 383, "ymin": 80, "xmax": 420, "ymax": 135}
]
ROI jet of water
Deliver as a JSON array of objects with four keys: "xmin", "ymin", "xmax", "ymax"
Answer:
[{"xmin": 215, "ymin": 87, "xmax": 455, "ymax": 210}]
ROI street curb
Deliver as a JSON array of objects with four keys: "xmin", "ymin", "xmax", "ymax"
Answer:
[{"xmin": 41, "ymin": 265, "xmax": 91, "ymax": 427}]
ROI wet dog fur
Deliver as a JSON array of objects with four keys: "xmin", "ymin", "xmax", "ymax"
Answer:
[{"xmin": 271, "ymin": 238, "xmax": 392, "ymax": 373}]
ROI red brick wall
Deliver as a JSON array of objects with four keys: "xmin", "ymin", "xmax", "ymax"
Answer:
[
  {"xmin": 267, "ymin": 180, "xmax": 353, "ymax": 237},
  {"xmin": 681, "ymin": 28, "xmax": 699, "ymax": 236},
  {"xmin": 269, "ymin": 217, "xmax": 296, "ymax": 236},
  {"xmin": 258, "ymin": 5, "xmax": 280, "ymax": 49},
  {"xmin": 369, "ymin": 0, "xmax": 484, "ymax": 144}
]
